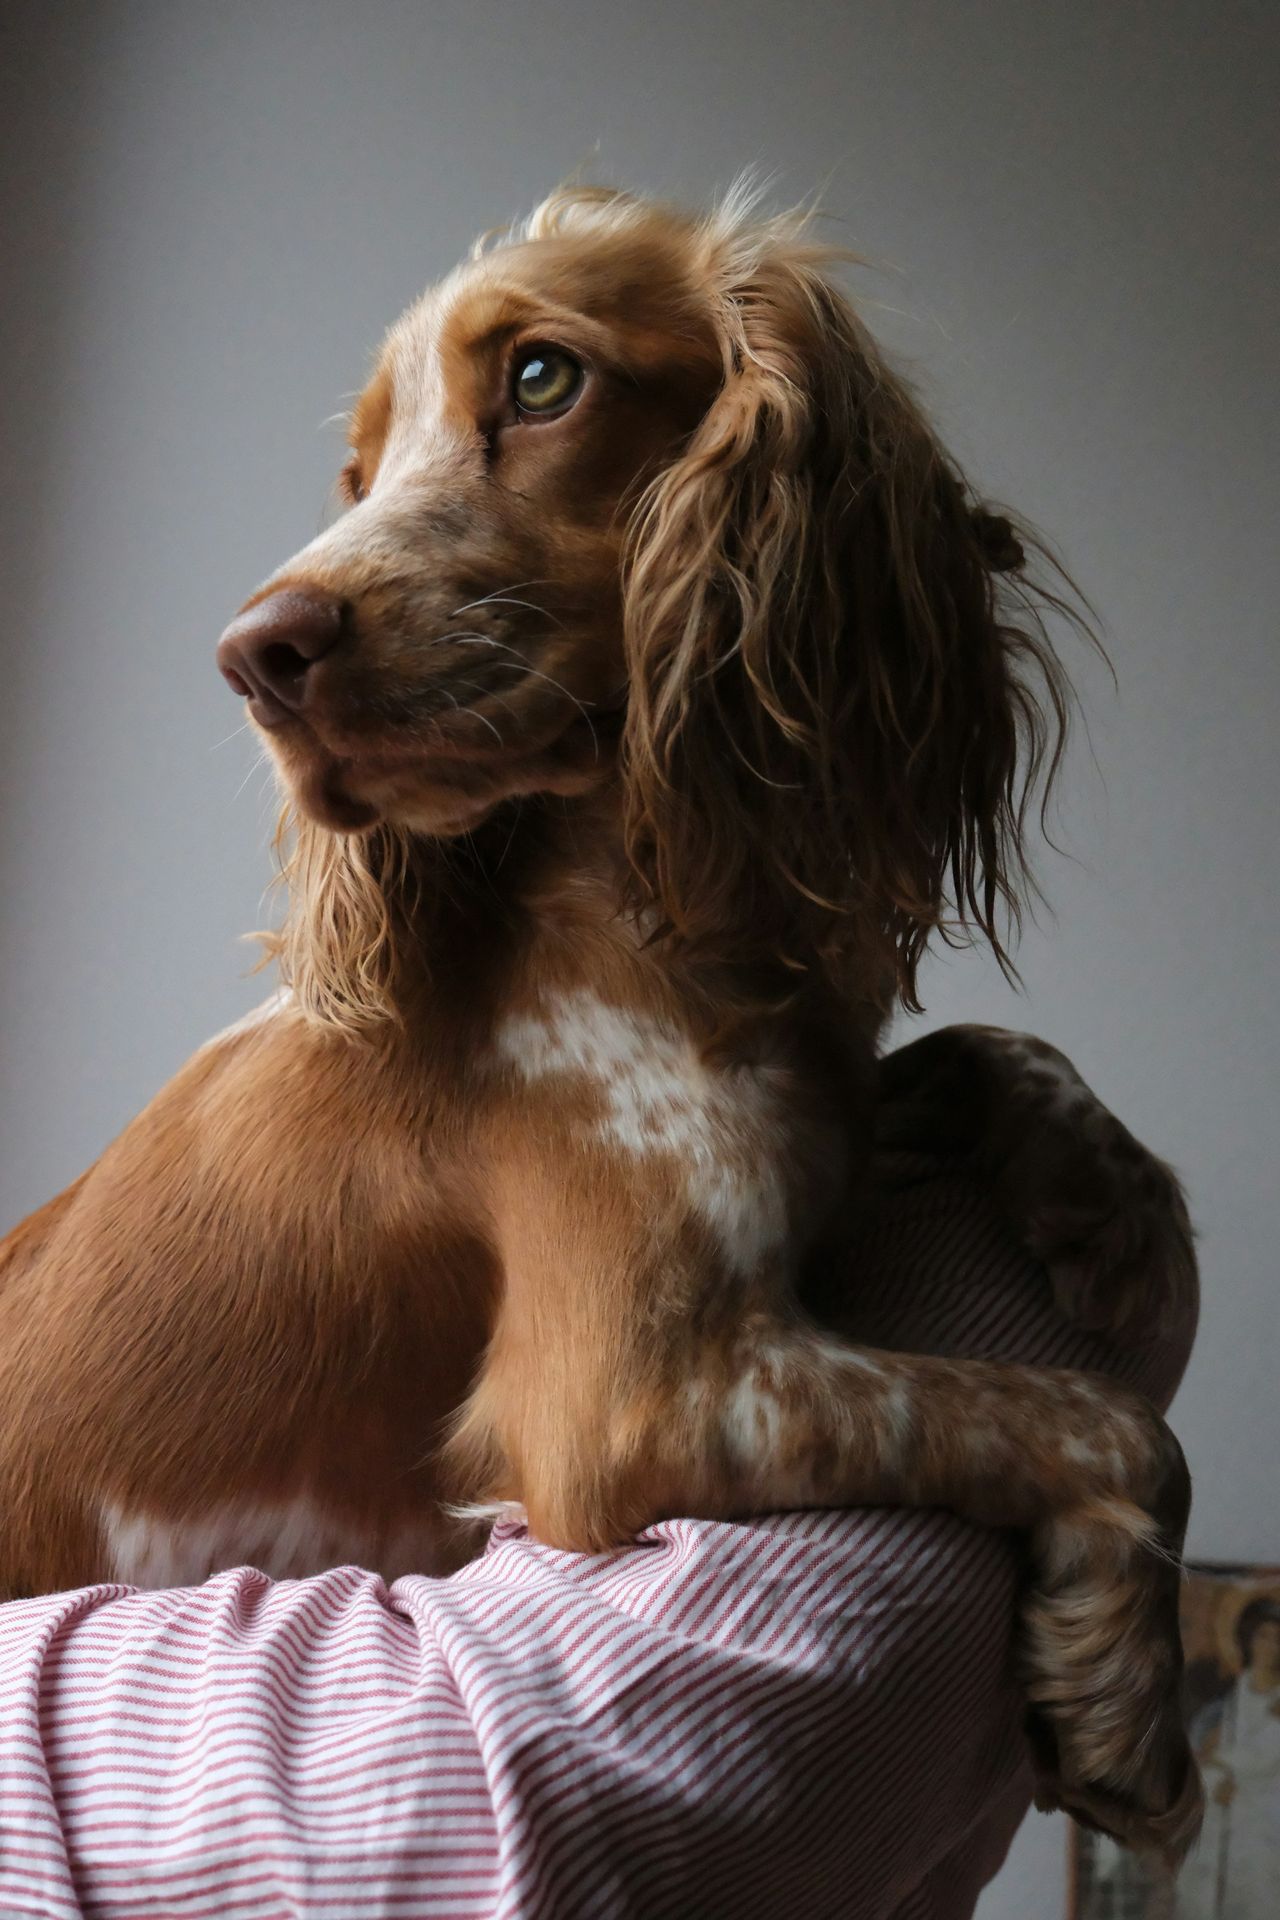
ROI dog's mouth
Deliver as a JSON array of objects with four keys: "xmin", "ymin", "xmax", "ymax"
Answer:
[{"xmin": 281, "ymin": 706, "xmax": 618, "ymax": 836}]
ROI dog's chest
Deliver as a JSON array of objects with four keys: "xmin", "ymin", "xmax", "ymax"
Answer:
[{"xmin": 492, "ymin": 987, "xmax": 845, "ymax": 1278}]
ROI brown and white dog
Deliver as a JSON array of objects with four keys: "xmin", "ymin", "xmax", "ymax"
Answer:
[{"xmin": 0, "ymin": 187, "xmax": 1200, "ymax": 1860}]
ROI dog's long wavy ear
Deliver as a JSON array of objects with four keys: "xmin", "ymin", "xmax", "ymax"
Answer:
[
  {"xmin": 258, "ymin": 810, "xmax": 414, "ymax": 1033},
  {"xmin": 621, "ymin": 218, "xmax": 1084, "ymax": 1012}
]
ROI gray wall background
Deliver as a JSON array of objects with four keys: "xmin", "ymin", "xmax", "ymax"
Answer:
[{"xmin": 2, "ymin": 2, "xmax": 1276, "ymax": 1910}]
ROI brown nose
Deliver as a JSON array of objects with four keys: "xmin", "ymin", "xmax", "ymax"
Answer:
[{"xmin": 216, "ymin": 588, "xmax": 342, "ymax": 726}]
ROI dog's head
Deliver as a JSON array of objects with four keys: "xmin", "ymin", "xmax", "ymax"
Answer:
[{"xmin": 220, "ymin": 186, "xmax": 1080, "ymax": 1025}]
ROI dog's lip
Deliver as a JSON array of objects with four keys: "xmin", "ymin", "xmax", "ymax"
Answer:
[
  {"xmin": 321, "ymin": 703, "xmax": 615, "ymax": 782},
  {"xmin": 254, "ymin": 675, "xmax": 625, "ymax": 769},
  {"xmin": 243, "ymin": 689, "xmax": 295, "ymax": 731},
  {"xmin": 295, "ymin": 741, "xmax": 525, "ymax": 836},
  {"xmin": 299, "ymin": 753, "xmax": 507, "ymax": 838},
  {"xmin": 297, "ymin": 759, "xmax": 382, "ymax": 832},
  {"xmin": 272, "ymin": 705, "xmax": 618, "ymax": 835}
]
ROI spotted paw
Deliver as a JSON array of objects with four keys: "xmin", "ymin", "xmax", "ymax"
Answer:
[{"xmin": 1023, "ymin": 1482, "xmax": 1203, "ymax": 1870}]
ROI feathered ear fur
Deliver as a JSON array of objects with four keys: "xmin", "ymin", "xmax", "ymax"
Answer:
[{"xmin": 620, "ymin": 211, "xmax": 1083, "ymax": 1013}]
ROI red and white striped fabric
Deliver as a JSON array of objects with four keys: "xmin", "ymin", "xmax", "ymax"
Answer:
[{"xmin": 0, "ymin": 1158, "xmax": 1191, "ymax": 1920}]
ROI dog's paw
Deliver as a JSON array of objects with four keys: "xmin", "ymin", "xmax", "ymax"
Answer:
[
  {"xmin": 1023, "ymin": 1477, "xmax": 1203, "ymax": 1872},
  {"xmin": 1024, "ymin": 1555, "xmax": 1204, "ymax": 1872}
]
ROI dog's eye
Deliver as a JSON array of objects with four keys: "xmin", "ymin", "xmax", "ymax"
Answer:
[{"xmin": 512, "ymin": 348, "xmax": 583, "ymax": 417}]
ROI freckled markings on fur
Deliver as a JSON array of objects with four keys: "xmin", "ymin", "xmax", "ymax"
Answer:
[
  {"xmin": 723, "ymin": 1370, "xmax": 785, "ymax": 1460},
  {"xmin": 1061, "ymin": 1433, "xmax": 1105, "ymax": 1468},
  {"xmin": 986, "ymin": 1031, "xmax": 1099, "ymax": 1123},
  {"xmin": 815, "ymin": 1338, "xmax": 885, "ymax": 1380},
  {"xmin": 709, "ymin": 1338, "xmax": 914, "ymax": 1496},
  {"xmin": 879, "ymin": 1380, "xmax": 916, "ymax": 1474},
  {"xmin": 494, "ymin": 990, "xmax": 790, "ymax": 1276},
  {"xmin": 717, "ymin": 1367, "xmax": 818, "ymax": 1505}
]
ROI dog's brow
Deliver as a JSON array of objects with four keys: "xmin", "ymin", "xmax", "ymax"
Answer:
[{"xmin": 448, "ymin": 296, "xmax": 634, "ymax": 374}]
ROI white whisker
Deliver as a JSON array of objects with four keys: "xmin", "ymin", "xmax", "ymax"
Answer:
[
  {"xmin": 449, "ymin": 678, "xmax": 520, "ymax": 735},
  {"xmin": 436, "ymin": 683, "xmax": 505, "ymax": 747},
  {"xmin": 449, "ymin": 580, "xmax": 544, "ymax": 612},
  {"xmin": 450, "ymin": 582, "xmax": 566, "ymax": 630},
  {"xmin": 232, "ymin": 747, "xmax": 269, "ymax": 805},
  {"xmin": 467, "ymin": 710, "xmax": 505, "ymax": 748},
  {"xmin": 450, "ymin": 636, "xmax": 599, "ymax": 760}
]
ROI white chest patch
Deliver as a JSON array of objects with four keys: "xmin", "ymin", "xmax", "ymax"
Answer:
[
  {"xmin": 100, "ymin": 1493, "xmax": 449, "ymax": 1588},
  {"xmin": 494, "ymin": 990, "xmax": 791, "ymax": 1276}
]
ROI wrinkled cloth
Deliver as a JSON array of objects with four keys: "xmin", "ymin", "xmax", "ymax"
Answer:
[{"xmin": 0, "ymin": 1158, "xmax": 1192, "ymax": 1919}]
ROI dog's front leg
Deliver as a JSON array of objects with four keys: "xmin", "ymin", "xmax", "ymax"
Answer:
[
  {"xmin": 668, "ymin": 1327, "xmax": 1204, "ymax": 1870},
  {"xmin": 458, "ymin": 1104, "xmax": 1201, "ymax": 1870}
]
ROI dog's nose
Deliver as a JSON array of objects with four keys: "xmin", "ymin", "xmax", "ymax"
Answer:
[{"xmin": 216, "ymin": 588, "xmax": 342, "ymax": 725}]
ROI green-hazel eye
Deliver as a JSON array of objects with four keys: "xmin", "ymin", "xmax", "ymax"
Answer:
[{"xmin": 513, "ymin": 347, "xmax": 583, "ymax": 416}]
